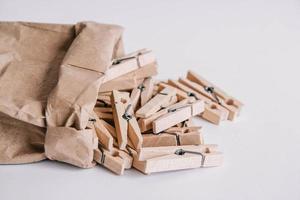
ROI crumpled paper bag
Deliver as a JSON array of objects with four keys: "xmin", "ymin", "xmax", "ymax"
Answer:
[
  {"xmin": 45, "ymin": 127, "xmax": 98, "ymax": 168},
  {"xmin": 0, "ymin": 21, "xmax": 124, "ymax": 168}
]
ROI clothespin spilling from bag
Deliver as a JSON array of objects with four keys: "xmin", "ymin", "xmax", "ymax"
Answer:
[
  {"xmin": 111, "ymin": 90, "xmax": 143, "ymax": 150},
  {"xmin": 136, "ymin": 87, "xmax": 177, "ymax": 118},
  {"xmin": 97, "ymin": 93, "xmax": 112, "ymax": 107},
  {"xmin": 103, "ymin": 49, "xmax": 157, "ymax": 83},
  {"xmin": 94, "ymin": 145, "xmax": 132, "ymax": 175},
  {"xmin": 158, "ymin": 82, "xmax": 189, "ymax": 100},
  {"xmin": 138, "ymin": 97, "xmax": 195, "ymax": 133},
  {"xmin": 164, "ymin": 125, "xmax": 204, "ymax": 145},
  {"xmin": 167, "ymin": 79, "xmax": 229, "ymax": 125},
  {"xmin": 152, "ymin": 99, "xmax": 204, "ymax": 133},
  {"xmin": 91, "ymin": 111, "xmax": 114, "ymax": 152},
  {"xmin": 130, "ymin": 77, "xmax": 155, "ymax": 111},
  {"xmin": 185, "ymin": 70, "xmax": 243, "ymax": 120},
  {"xmin": 132, "ymin": 144, "xmax": 222, "ymax": 174},
  {"xmin": 142, "ymin": 125, "xmax": 204, "ymax": 147},
  {"xmin": 91, "ymin": 63, "xmax": 239, "ymax": 175}
]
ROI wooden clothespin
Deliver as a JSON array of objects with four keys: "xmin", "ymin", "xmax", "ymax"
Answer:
[
  {"xmin": 151, "ymin": 82, "xmax": 160, "ymax": 97},
  {"xmin": 152, "ymin": 100, "xmax": 204, "ymax": 133},
  {"xmin": 158, "ymin": 82, "xmax": 189, "ymax": 100},
  {"xmin": 94, "ymin": 107, "xmax": 112, "ymax": 113},
  {"xmin": 94, "ymin": 148, "xmax": 124, "ymax": 175},
  {"xmin": 98, "ymin": 118, "xmax": 135, "ymax": 149},
  {"xmin": 163, "ymin": 126, "xmax": 204, "ymax": 146},
  {"xmin": 94, "ymin": 145, "xmax": 133, "ymax": 175},
  {"xmin": 111, "ymin": 90, "xmax": 143, "ymax": 150},
  {"xmin": 140, "ymin": 77, "xmax": 155, "ymax": 106},
  {"xmin": 130, "ymin": 86, "xmax": 142, "ymax": 112},
  {"xmin": 98, "ymin": 119, "xmax": 116, "ymax": 138},
  {"xmin": 138, "ymin": 98, "xmax": 191, "ymax": 132},
  {"xmin": 133, "ymin": 145, "xmax": 223, "ymax": 174},
  {"xmin": 103, "ymin": 49, "xmax": 157, "ymax": 84},
  {"xmin": 97, "ymin": 92, "xmax": 112, "ymax": 107},
  {"xmin": 91, "ymin": 112, "xmax": 114, "ymax": 152},
  {"xmin": 168, "ymin": 79, "xmax": 229, "ymax": 125},
  {"xmin": 180, "ymin": 117, "xmax": 194, "ymax": 127},
  {"xmin": 136, "ymin": 87, "xmax": 177, "ymax": 118},
  {"xmin": 142, "ymin": 126, "xmax": 203, "ymax": 147},
  {"xmin": 130, "ymin": 77, "xmax": 155, "ymax": 111},
  {"xmin": 94, "ymin": 112, "xmax": 113, "ymax": 121},
  {"xmin": 186, "ymin": 70, "xmax": 243, "ymax": 120},
  {"xmin": 142, "ymin": 133, "xmax": 178, "ymax": 147}
]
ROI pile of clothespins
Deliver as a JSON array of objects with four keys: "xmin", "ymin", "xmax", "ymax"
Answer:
[{"xmin": 90, "ymin": 49, "xmax": 243, "ymax": 175}]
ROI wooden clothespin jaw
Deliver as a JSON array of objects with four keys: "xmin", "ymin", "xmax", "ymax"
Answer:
[
  {"xmin": 112, "ymin": 49, "xmax": 154, "ymax": 65},
  {"xmin": 167, "ymin": 79, "xmax": 229, "ymax": 125},
  {"xmin": 98, "ymin": 119, "xmax": 135, "ymax": 150},
  {"xmin": 136, "ymin": 87, "xmax": 177, "ymax": 118},
  {"xmin": 130, "ymin": 77, "xmax": 155, "ymax": 111},
  {"xmin": 140, "ymin": 77, "xmax": 155, "ymax": 106},
  {"xmin": 158, "ymin": 82, "xmax": 189, "ymax": 101},
  {"xmin": 94, "ymin": 149, "xmax": 124, "ymax": 175},
  {"xmin": 142, "ymin": 133, "xmax": 178, "ymax": 147},
  {"xmin": 103, "ymin": 49, "xmax": 157, "ymax": 83},
  {"xmin": 130, "ymin": 85, "xmax": 142, "ymax": 112},
  {"xmin": 133, "ymin": 145, "xmax": 223, "ymax": 174},
  {"xmin": 91, "ymin": 111, "xmax": 114, "ymax": 152},
  {"xmin": 186, "ymin": 70, "xmax": 243, "ymax": 120},
  {"xmin": 167, "ymin": 129, "xmax": 203, "ymax": 146},
  {"xmin": 138, "ymin": 98, "xmax": 192, "ymax": 133},
  {"xmin": 93, "ymin": 104, "xmax": 113, "ymax": 121},
  {"xmin": 152, "ymin": 99, "xmax": 204, "ymax": 133},
  {"xmin": 97, "ymin": 94, "xmax": 112, "ymax": 107},
  {"xmin": 142, "ymin": 126, "xmax": 203, "ymax": 147},
  {"xmin": 94, "ymin": 144, "xmax": 133, "ymax": 175},
  {"xmin": 111, "ymin": 90, "xmax": 143, "ymax": 151},
  {"xmin": 165, "ymin": 126, "xmax": 202, "ymax": 134}
]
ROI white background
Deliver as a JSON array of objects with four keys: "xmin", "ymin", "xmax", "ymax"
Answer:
[{"xmin": 1, "ymin": 0, "xmax": 300, "ymax": 199}]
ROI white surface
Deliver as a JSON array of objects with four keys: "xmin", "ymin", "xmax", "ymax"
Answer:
[{"xmin": 1, "ymin": 0, "xmax": 300, "ymax": 199}]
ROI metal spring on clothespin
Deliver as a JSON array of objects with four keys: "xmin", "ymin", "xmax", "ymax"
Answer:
[
  {"xmin": 126, "ymin": 145, "xmax": 133, "ymax": 156},
  {"xmin": 136, "ymin": 52, "xmax": 142, "ymax": 68},
  {"xmin": 98, "ymin": 144, "xmax": 106, "ymax": 165},
  {"xmin": 158, "ymin": 92, "xmax": 168, "ymax": 95},
  {"xmin": 112, "ymin": 52, "xmax": 143, "ymax": 67},
  {"xmin": 164, "ymin": 131, "xmax": 181, "ymax": 145},
  {"xmin": 112, "ymin": 56, "xmax": 135, "ymax": 65},
  {"xmin": 88, "ymin": 118, "xmax": 96, "ymax": 123},
  {"xmin": 175, "ymin": 134, "xmax": 181, "ymax": 146},
  {"xmin": 137, "ymin": 84, "xmax": 145, "ymax": 91},
  {"xmin": 122, "ymin": 104, "xmax": 133, "ymax": 121},
  {"xmin": 187, "ymin": 92, "xmax": 199, "ymax": 100},
  {"xmin": 183, "ymin": 119, "xmax": 189, "ymax": 127},
  {"xmin": 167, "ymin": 108, "xmax": 177, "ymax": 113},
  {"xmin": 167, "ymin": 104, "xmax": 191, "ymax": 113},
  {"xmin": 204, "ymin": 86, "xmax": 221, "ymax": 105},
  {"xmin": 174, "ymin": 149, "xmax": 205, "ymax": 166}
]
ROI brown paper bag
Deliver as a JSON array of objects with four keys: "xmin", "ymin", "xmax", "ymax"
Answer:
[
  {"xmin": 0, "ymin": 112, "xmax": 45, "ymax": 164},
  {"xmin": 45, "ymin": 127, "xmax": 98, "ymax": 168},
  {"xmin": 0, "ymin": 21, "xmax": 124, "ymax": 168}
]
